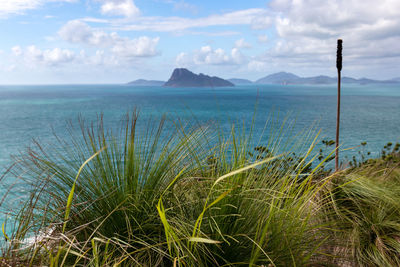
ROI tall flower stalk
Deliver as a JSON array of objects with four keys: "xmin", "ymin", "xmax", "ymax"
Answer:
[{"xmin": 335, "ymin": 39, "xmax": 343, "ymax": 171}]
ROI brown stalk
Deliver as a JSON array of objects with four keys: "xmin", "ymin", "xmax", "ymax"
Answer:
[{"xmin": 335, "ymin": 39, "xmax": 343, "ymax": 171}]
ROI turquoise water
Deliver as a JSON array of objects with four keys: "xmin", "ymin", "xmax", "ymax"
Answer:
[
  {"xmin": 0, "ymin": 83, "xmax": 399, "ymax": 227},
  {"xmin": 0, "ymin": 83, "xmax": 399, "ymax": 167}
]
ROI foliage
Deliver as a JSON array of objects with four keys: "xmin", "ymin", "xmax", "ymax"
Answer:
[{"xmin": 1, "ymin": 113, "xmax": 400, "ymax": 266}]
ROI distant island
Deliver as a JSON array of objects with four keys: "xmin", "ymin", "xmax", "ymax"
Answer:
[
  {"xmin": 254, "ymin": 72, "xmax": 400, "ymax": 85},
  {"xmin": 228, "ymin": 78, "xmax": 253, "ymax": 85},
  {"xmin": 164, "ymin": 68, "xmax": 234, "ymax": 87},
  {"xmin": 127, "ymin": 79, "xmax": 165, "ymax": 86},
  {"xmin": 127, "ymin": 70, "xmax": 400, "ymax": 86}
]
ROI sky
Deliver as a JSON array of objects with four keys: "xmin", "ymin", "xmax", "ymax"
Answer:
[{"xmin": 0, "ymin": 0, "xmax": 399, "ymax": 84}]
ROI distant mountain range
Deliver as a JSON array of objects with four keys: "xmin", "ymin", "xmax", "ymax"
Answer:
[
  {"xmin": 236, "ymin": 72, "xmax": 400, "ymax": 85},
  {"xmin": 127, "ymin": 70, "xmax": 400, "ymax": 87},
  {"xmin": 164, "ymin": 68, "xmax": 234, "ymax": 87},
  {"xmin": 255, "ymin": 72, "xmax": 299, "ymax": 84}
]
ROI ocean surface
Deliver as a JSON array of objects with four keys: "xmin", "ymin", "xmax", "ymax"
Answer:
[{"xmin": 0, "ymin": 83, "xmax": 399, "ymax": 227}]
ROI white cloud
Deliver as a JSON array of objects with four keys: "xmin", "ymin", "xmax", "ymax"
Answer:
[
  {"xmin": 270, "ymin": 0, "xmax": 400, "ymax": 51},
  {"xmin": 175, "ymin": 52, "xmax": 190, "ymax": 67},
  {"xmin": 99, "ymin": 0, "xmax": 140, "ymax": 17},
  {"xmin": 177, "ymin": 46, "xmax": 246, "ymax": 67},
  {"xmin": 105, "ymin": 8, "xmax": 273, "ymax": 32},
  {"xmin": 43, "ymin": 47, "xmax": 75, "ymax": 64},
  {"xmin": 14, "ymin": 45, "xmax": 76, "ymax": 66},
  {"xmin": 231, "ymin": 48, "xmax": 246, "ymax": 64},
  {"xmin": 4, "ymin": 1, "xmax": 400, "ymax": 80},
  {"xmin": 160, "ymin": 0, "xmax": 198, "ymax": 13},
  {"xmin": 80, "ymin": 49, "xmax": 120, "ymax": 66},
  {"xmin": 0, "ymin": 0, "xmax": 76, "ymax": 18},
  {"xmin": 11, "ymin": 45, "xmax": 125, "ymax": 68},
  {"xmin": 194, "ymin": 46, "xmax": 230, "ymax": 65},
  {"xmin": 251, "ymin": 15, "xmax": 273, "ymax": 30},
  {"xmin": 59, "ymin": 20, "xmax": 160, "ymax": 58},
  {"xmin": 0, "ymin": 0, "xmax": 41, "ymax": 17},
  {"xmin": 12, "ymin": 46, "xmax": 22, "ymax": 56},
  {"xmin": 59, "ymin": 20, "xmax": 111, "ymax": 46},
  {"xmin": 234, "ymin": 0, "xmax": 400, "ymax": 78},
  {"xmin": 25, "ymin": 45, "xmax": 43, "ymax": 62},
  {"xmin": 247, "ymin": 60, "xmax": 268, "ymax": 72},
  {"xmin": 171, "ymin": 0, "xmax": 197, "ymax": 13},
  {"xmin": 112, "ymin": 36, "xmax": 160, "ymax": 58},
  {"xmin": 186, "ymin": 31, "xmax": 240, "ymax": 37},
  {"xmin": 235, "ymin": 38, "xmax": 252, "ymax": 49}
]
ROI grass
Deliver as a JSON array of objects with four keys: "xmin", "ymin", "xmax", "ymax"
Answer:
[{"xmin": 1, "ymin": 112, "xmax": 400, "ymax": 266}]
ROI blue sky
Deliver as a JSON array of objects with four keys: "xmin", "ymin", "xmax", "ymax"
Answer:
[{"xmin": 0, "ymin": 0, "xmax": 399, "ymax": 84}]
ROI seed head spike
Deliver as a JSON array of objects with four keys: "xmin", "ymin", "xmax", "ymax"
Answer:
[{"xmin": 336, "ymin": 39, "xmax": 343, "ymax": 71}]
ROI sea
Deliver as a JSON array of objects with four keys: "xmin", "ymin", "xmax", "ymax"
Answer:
[{"xmin": 0, "ymin": 83, "xmax": 399, "ymax": 228}]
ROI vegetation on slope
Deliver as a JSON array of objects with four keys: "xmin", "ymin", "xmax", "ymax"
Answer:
[{"xmin": 0, "ymin": 114, "xmax": 399, "ymax": 266}]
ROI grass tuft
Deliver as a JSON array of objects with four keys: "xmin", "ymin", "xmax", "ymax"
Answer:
[{"xmin": 1, "ymin": 112, "xmax": 400, "ymax": 266}]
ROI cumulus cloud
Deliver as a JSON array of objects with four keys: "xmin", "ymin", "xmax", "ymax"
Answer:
[
  {"xmin": 235, "ymin": 38, "xmax": 252, "ymax": 49},
  {"xmin": 11, "ymin": 45, "xmax": 125, "ymax": 68},
  {"xmin": 59, "ymin": 20, "xmax": 160, "ymax": 58},
  {"xmin": 99, "ymin": 0, "xmax": 140, "ymax": 17},
  {"xmin": 59, "ymin": 20, "xmax": 112, "ymax": 46},
  {"xmin": 13, "ymin": 45, "xmax": 76, "ymax": 66},
  {"xmin": 231, "ymin": 0, "xmax": 400, "ymax": 78},
  {"xmin": 112, "ymin": 36, "xmax": 160, "ymax": 58},
  {"xmin": 231, "ymin": 48, "xmax": 246, "ymax": 64},
  {"xmin": 271, "ymin": 0, "xmax": 400, "ymax": 57},
  {"xmin": 247, "ymin": 60, "xmax": 268, "ymax": 72},
  {"xmin": 175, "ymin": 52, "xmax": 190, "ymax": 67},
  {"xmin": 176, "ymin": 46, "xmax": 246, "ymax": 67},
  {"xmin": 79, "ymin": 49, "xmax": 120, "ymax": 66},
  {"xmin": 194, "ymin": 46, "xmax": 230, "ymax": 65},
  {"xmin": 42, "ymin": 47, "xmax": 75, "ymax": 65}
]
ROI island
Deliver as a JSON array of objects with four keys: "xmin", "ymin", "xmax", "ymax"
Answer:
[
  {"xmin": 228, "ymin": 78, "xmax": 253, "ymax": 85},
  {"xmin": 256, "ymin": 72, "xmax": 300, "ymax": 85},
  {"xmin": 127, "ymin": 79, "xmax": 165, "ymax": 86},
  {"xmin": 164, "ymin": 68, "xmax": 234, "ymax": 87},
  {"xmin": 255, "ymin": 71, "xmax": 400, "ymax": 85},
  {"xmin": 127, "ymin": 71, "xmax": 399, "ymax": 87}
]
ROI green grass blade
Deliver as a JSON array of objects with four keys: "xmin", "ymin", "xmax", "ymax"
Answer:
[{"xmin": 63, "ymin": 147, "xmax": 105, "ymax": 233}]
